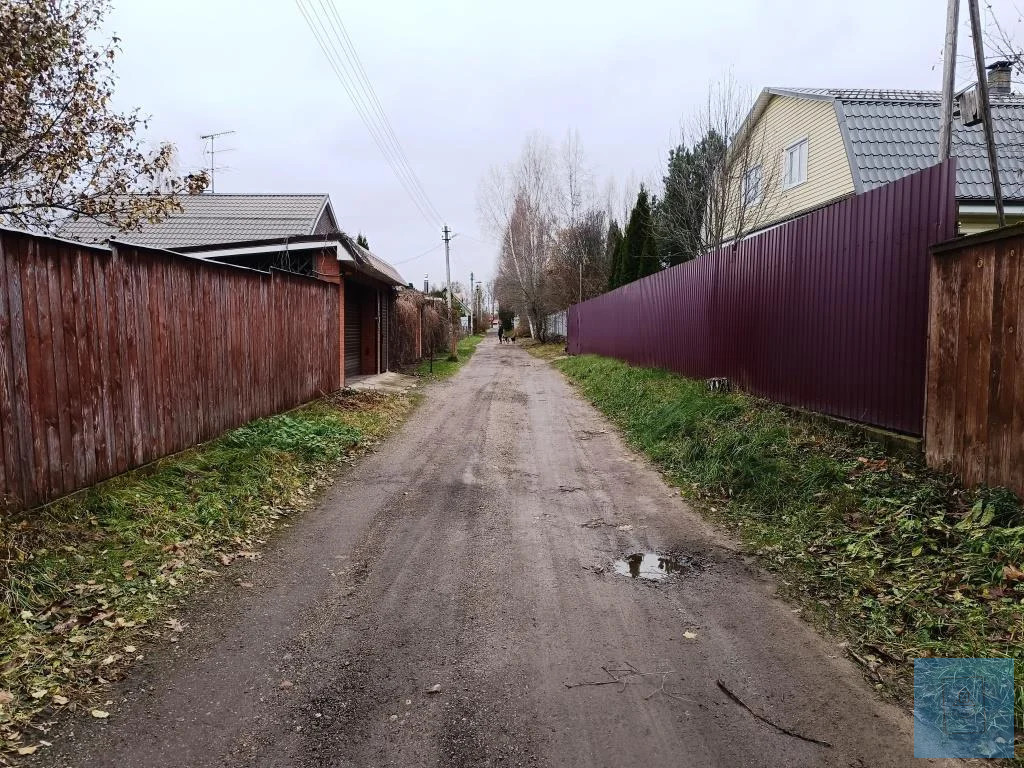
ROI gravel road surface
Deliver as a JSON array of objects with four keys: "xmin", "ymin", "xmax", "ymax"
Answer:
[{"xmin": 39, "ymin": 338, "xmax": 951, "ymax": 767}]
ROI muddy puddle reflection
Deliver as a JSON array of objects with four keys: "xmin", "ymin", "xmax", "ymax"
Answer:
[{"xmin": 613, "ymin": 552, "xmax": 689, "ymax": 581}]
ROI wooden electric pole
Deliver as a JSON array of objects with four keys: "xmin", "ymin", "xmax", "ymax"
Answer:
[
  {"xmin": 968, "ymin": 0, "xmax": 1006, "ymax": 226},
  {"xmin": 442, "ymin": 225, "xmax": 457, "ymax": 359},
  {"xmin": 939, "ymin": 0, "xmax": 959, "ymax": 162}
]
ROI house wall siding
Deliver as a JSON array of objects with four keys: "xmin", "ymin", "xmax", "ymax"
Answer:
[{"xmin": 728, "ymin": 96, "xmax": 856, "ymax": 239}]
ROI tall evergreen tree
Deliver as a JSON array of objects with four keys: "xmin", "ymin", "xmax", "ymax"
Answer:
[
  {"xmin": 606, "ymin": 219, "xmax": 624, "ymax": 290},
  {"xmin": 617, "ymin": 186, "xmax": 659, "ymax": 286},
  {"xmin": 356, "ymin": 233, "xmax": 370, "ymax": 249},
  {"xmin": 655, "ymin": 130, "xmax": 727, "ymax": 265}
]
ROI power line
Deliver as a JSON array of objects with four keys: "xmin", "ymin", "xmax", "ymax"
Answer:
[
  {"xmin": 295, "ymin": 0, "xmax": 436, "ymax": 227},
  {"xmin": 295, "ymin": 0, "xmax": 444, "ymax": 228},
  {"xmin": 317, "ymin": 0, "xmax": 444, "ymax": 223},
  {"xmin": 392, "ymin": 242, "xmax": 443, "ymax": 266}
]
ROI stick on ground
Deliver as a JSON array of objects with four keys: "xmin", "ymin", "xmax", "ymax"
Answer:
[{"xmin": 715, "ymin": 680, "xmax": 833, "ymax": 749}]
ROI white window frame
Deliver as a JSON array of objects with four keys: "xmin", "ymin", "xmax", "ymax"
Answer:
[
  {"xmin": 782, "ymin": 137, "xmax": 809, "ymax": 190},
  {"xmin": 742, "ymin": 164, "xmax": 762, "ymax": 208}
]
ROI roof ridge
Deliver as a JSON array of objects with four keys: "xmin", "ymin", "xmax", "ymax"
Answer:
[{"xmin": 186, "ymin": 193, "xmax": 328, "ymax": 198}]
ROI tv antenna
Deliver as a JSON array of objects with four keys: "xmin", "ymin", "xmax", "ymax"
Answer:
[{"xmin": 200, "ymin": 130, "xmax": 236, "ymax": 193}]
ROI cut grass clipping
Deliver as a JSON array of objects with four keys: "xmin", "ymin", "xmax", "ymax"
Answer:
[
  {"xmin": 554, "ymin": 354, "xmax": 1024, "ymax": 731},
  {"xmin": 0, "ymin": 390, "xmax": 412, "ymax": 759},
  {"xmin": 416, "ymin": 333, "xmax": 485, "ymax": 379}
]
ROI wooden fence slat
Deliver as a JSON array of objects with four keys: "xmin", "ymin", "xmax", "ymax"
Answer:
[
  {"xmin": 0, "ymin": 237, "xmax": 15, "ymax": 504},
  {"xmin": 59, "ymin": 248, "xmax": 86, "ymax": 491},
  {"xmin": 926, "ymin": 228, "xmax": 1024, "ymax": 498}
]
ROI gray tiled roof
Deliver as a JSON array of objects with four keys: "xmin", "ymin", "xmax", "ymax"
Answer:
[
  {"xmin": 778, "ymin": 88, "xmax": 1024, "ymax": 201},
  {"xmin": 59, "ymin": 194, "xmax": 330, "ymax": 247}
]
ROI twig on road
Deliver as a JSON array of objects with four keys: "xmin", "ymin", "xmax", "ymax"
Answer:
[
  {"xmin": 565, "ymin": 662, "xmax": 688, "ymax": 702},
  {"xmin": 715, "ymin": 680, "xmax": 833, "ymax": 748}
]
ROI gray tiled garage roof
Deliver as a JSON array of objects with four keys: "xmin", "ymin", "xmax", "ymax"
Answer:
[
  {"xmin": 60, "ymin": 194, "xmax": 332, "ymax": 247},
  {"xmin": 770, "ymin": 88, "xmax": 1024, "ymax": 201}
]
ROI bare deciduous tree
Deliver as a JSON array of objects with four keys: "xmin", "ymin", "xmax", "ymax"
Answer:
[
  {"xmin": 659, "ymin": 76, "xmax": 783, "ymax": 259},
  {"xmin": 0, "ymin": 0, "xmax": 208, "ymax": 233},
  {"xmin": 479, "ymin": 131, "xmax": 612, "ymax": 340},
  {"xmin": 478, "ymin": 134, "xmax": 560, "ymax": 339}
]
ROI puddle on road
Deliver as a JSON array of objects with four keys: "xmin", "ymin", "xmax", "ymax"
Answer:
[{"xmin": 613, "ymin": 552, "xmax": 690, "ymax": 581}]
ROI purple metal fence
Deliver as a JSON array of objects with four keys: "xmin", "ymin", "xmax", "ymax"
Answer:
[{"xmin": 568, "ymin": 161, "xmax": 957, "ymax": 435}]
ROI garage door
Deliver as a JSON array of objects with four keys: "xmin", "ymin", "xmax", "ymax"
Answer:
[{"xmin": 344, "ymin": 283, "xmax": 361, "ymax": 378}]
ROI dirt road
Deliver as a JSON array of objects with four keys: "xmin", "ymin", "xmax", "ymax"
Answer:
[{"xmin": 40, "ymin": 338, "xmax": 945, "ymax": 767}]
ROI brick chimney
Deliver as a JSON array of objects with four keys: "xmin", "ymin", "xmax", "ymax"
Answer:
[{"xmin": 987, "ymin": 60, "xmax": 1012, "ymax": 95}]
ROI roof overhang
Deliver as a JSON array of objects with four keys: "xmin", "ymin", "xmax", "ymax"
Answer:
[
  {"xmin": 175, "ymin": 233, "xmax": 407, "ymax": 288},
  {"xmin": 179, "ymin": 237, "xmax": 347, "ymax": 261},
  {"xmin": 958, "ymin": 202, "xmax": 1024, "ymax": 215}
]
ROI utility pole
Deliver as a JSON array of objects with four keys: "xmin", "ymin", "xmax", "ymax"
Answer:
[
  {"xmin": 968, "ymin": 0, "xmax": 1006, "ymax": 226},
  {"xmin": 442, "ymin": 225, "xmax": 456, "ymax": 359},
  {"xmin": 469, "ymin": 271, "xmax": 475, "ymax": 334},
  {"xmin": 939, "ymin": 0, "xmax": 959, "ymax": 162},
  {"xmin": 199, "ymin": 130, "xmax": 236, "ymax": 193}
]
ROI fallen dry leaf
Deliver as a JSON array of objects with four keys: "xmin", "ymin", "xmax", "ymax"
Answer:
[
  {"xmin": 0, "ymin": 690, "xmax": 13, "ymax": 706},
  {"xmin": 683, "ymin": 631, "xmax": 698, "ymax": 640},
  {"xmin": 165, "ymin": 618, "xmax": 185, "ymax": 633},
  {"xmin": 90, "ymin": 709, "xmax": 109, "ymax": 719},
  {"xmin": 52, "ymin": 695, "xmax": 69, "ymax": 705},
  {"xmin": 30, "ymin": 689, "xmax": 47, "ymax": 699},
  {"xmin": 17, "ymin": 745, "xmax": 38, "ymax": 755},
  {"xmin": 1002, "ymin": 565, "xmax": 1024, "ymax": 582},
  {"xmin": 124, "ymin": 645, "xmax": 137, "ymax": 653},
  {"xmin": 219, "ymin": 553, "xmax": 234, "ymax": 566}
]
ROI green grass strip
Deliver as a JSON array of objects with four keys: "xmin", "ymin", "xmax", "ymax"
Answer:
[{"xmin": 416, "ymin": 333, "xmax": 485, "ymax": 379}]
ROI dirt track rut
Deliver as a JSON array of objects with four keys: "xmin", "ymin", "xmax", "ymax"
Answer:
[{"xmin": 39, "ymin": 337, "xmax": 951, "ymax": 767}]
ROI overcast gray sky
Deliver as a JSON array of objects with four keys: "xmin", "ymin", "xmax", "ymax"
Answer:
[{"xmin": 104, "ymin": 0, "xmax": 1023, "ymax": 288}]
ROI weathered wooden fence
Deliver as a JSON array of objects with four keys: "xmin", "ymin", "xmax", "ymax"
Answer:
[
  {"xmin": 926, "ymin": 224, "xmax": 1024, "ymax": 496},
  {"xmin": 0, "ymin": 229, "xmax": 340, "ymax": 512},
  {"xmin": 568, "ymin": 161, "xmax": 957, "ymax": 435}
]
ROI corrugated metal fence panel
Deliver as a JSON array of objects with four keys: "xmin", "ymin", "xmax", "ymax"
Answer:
[
  {"xmin": 0, "ymin": 230, "xmax": 341, "ymax": 512},
  {"xmin": 567, "ymin": 161, "xmax": 956, "ymax": 435},
  {"xmin": 925, "ymin": 225, "xmax": 1024, "ymax": 496}
]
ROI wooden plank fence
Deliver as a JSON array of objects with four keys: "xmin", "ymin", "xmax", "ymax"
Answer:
[
  {"xmin": 926, "ymin": 223, "xmax": 1024, "ymax": 496},
  {"xmin": 0, "ymin": 229, "xmax": 340, "ymax": 512}
]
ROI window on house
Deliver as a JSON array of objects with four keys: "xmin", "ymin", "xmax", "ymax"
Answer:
[
  {"xmin": 783, "ymin": 138, "xmax": 808, "ymax": 189},
  {"xmin": 742, "ymin": 164, "xmax": 762, "ymax": 207}
]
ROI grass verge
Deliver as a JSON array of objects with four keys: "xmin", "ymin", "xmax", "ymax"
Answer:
[
  {"xmin": 415, "ymin": 333, "xmax": 485, "ymax": 379},
  {"xmin": 520, "ymin": 339, "xmax": 567, "ymax": 361},
  {"xmin": 552, "ymin": 354, "xmax": 1024, "ymax": 744},
  {"xmin": 0, "ymin": 390, "xmax": 413, "ymax": 760}
]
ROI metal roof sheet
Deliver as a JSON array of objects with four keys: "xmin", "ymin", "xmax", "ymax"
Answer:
[
  {"xmin": 776, "ymin": 88, "xmax": 1024, "ymax": 200},
  {"xmin": 59, "ymin": 194, "xmax": 330, "ymax": 247}
]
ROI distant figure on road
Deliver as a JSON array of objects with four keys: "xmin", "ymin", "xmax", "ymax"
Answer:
[{"xmin": 497, "ymin": 325, "xmax": 504, "ymax": 344}]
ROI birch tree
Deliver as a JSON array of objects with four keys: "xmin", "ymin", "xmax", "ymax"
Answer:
[{"xmin": 478, "ymin": 134, "xmax": 559, "ymax": 339}]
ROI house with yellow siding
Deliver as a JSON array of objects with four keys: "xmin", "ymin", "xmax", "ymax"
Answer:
[{"xmin": 725, "ymin": 74, "xmax": 1024, "ymax": 240}]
